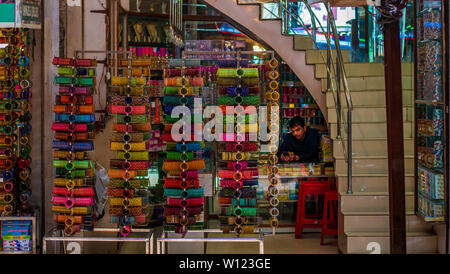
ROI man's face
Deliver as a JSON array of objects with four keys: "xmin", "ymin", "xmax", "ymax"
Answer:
[{"xmin": 291, "ymin": 124, "xmax": 306, "ymax": 140}]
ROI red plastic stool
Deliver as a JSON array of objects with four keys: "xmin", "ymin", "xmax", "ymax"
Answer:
[
  {"xmin": 295, "ymin": 182, "xmax": 330, "ymax": 239},
  {"xmin": 320, "ymin": 191, "xmax": 338, "ymax": 245}
]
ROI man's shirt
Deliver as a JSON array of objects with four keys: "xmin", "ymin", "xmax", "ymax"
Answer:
[{"xmin": 276, "ymin": 128, "xmax": 320, "ymax": 162}]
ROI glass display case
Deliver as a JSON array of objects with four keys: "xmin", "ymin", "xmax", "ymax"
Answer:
[{"xmin": 414, "ymin": 0, "xmax": 448, "ymax": 223}]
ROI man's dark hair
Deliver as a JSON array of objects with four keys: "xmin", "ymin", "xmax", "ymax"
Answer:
[{"xmin": 289, "ymin": 116, "xmax": 305, "ymax": 128}]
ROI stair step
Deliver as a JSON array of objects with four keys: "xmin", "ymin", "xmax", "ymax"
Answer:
[
  {"xmin": 336, "ymin": 174, "xmax": 415, "ymax": 193},
  {"xmin": 321, "ymin": 76, "xmax": 414, "ymax": 92},
  {"xmin": 342, "ymin": 210, "xmax": 415, "ymax": 216},
  {"xmin": 328, "ymin": 106, "xmax": 414, "ymax": 123},
  {"xmin": 293, "ymin": 35, "xmax": 314, "ymax": 50},
  {"xmin": 342, "ymin": 214, "xmax": 433, "ymax": 234},
  {"xmin": 335, "ymin": 157, "xmax": 414, "ymax": 175},
  {"xmin": 315, "ymin": 63, "xmax": 413, "ymax": 79},
  {"xmin": 305, "ymin": 49, "xmax": 351, "ymax": 64},
  {"xmin": 326, "ymin": 90, "xmax": 414, "ymax": 108},
  {"xmin": 333, "ymin": 138, "xmax": 414, "ymax": 158},
  {"xmin": 330, "ymin": 122, "xmax": 414, "ymax": 139},
  {"xmin": 339, "ymin": 192, "xmax": 415, "ymax": 212},
  {"xmin": 344, "ymin": 232, "xmax": 437, "ymax": 254}
]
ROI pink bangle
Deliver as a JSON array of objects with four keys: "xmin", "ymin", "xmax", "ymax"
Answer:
[
  {"xmin": 219, "ymin": 180, "xmax": 243, "ymax": 190},
  {"xmin": 225, "ymin": 142, "xmax": 258, "ymax": 152},
  {"xmin": 52, "ymin": 196, "xmax": 94, "ymax": 206},
  {"xmin": 121, "ymin": 225, "xmax": 131, "ymax": 237},
  {"xmin": 221, "ymin": 133, "xmax": 258, "ymax": 142},
  {"xmin": 167, "ymin": 197, "xmax": 204, "ymax": 207},
  {"xmin": 51, "ymin": 123, "xmax": 88, "ymax": 132},
  {"xmin": 229, "ymin": 161, "xmax": 248, "ymax": 171}
]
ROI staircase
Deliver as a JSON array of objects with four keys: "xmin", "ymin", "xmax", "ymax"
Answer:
[{"xmin": 203, "ymin": 0, "xmax": 438, "ymax": 253}]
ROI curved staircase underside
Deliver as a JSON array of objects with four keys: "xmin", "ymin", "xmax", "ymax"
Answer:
[{"xmin": 202, "ymin": 0, "xmax": 326, "ymax": 122}]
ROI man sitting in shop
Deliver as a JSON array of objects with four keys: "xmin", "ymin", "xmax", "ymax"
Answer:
[{"xmin": 277, "ymin": 116, "xmax": 320, "ymax": 162}]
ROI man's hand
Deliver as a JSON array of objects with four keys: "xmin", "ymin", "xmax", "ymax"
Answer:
[
  {"xmin": 281, "ymin": 152, "xmax": 299, "ymax": 162},
  {"xmin": 288, "ymin": 152, "xmax": 298, "ymax": 162},
  {"xmin": 280, "ymin": 154, "xmax": 290, "ymax": 162}
]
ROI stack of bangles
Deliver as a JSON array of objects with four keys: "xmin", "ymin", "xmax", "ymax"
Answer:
[
  {"xmin": 108, "ymin": 55, "xmax": 152, "ymax": 237},
  {"xmin": 162, "ymin": 64, "xmax": 206, "ymax": 235},
  {"xmin": 264, "ymin": 58, "xmax": 281, "ymax": 229},
  {"xmin": 216, "ymin": 63, "xmax": 261, "ymax": 235},
  {"xmin": 51, "ymin": 57, "xmax": 97, "ymax": 236},
  {"xmin": 0, "ymin": 28, "xmax": 33, "ymax": 215}
]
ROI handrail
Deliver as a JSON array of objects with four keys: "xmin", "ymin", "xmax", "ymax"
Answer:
[
  {"xmin": 259, "ymin": 0, "xmax": 353, "ymax": 194},
  {"xmin": 325, "ymin": 2, "xmax": 353, "ymax": 111}
]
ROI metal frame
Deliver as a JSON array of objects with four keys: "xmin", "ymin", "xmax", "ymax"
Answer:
[
  {"xmin": 42, "ymin": 227, "xmax": 154, "ymax": 254},
  {"xmin": 0, "ymin": 215, "xmax": 37, "ymax": 254},
  {"xmin": 181, "ymin": 50, "xmax": 275, "ymax": 60},
  {"xmin": 157, "ymin": 229, "xmax": 264, "ymax": 254},
  {"xmin": 413, "ymin": 0, "xmax": 449, "ymax": 253}
]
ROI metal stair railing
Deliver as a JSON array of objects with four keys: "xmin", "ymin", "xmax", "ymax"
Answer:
[{"xmin": 258, "ymin": 0, "xmax": 354, "ymax": 194}]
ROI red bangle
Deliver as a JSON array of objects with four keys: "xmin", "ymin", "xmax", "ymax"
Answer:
[
  {"xmin": 53, "ymin": 186, "xmax": 95, "ymax": 197},
  {"xmin": 164, "ymin": 178, "xmax": 200, "ymax": 189},
  {"xmin": 219, "ymin": 197, "xmax": 232, "ymax": 204},
  {"xmin": 110, "ymin": 105, "xmax": 146, "ymax": 115},
  {"xmin": 164, "ymin": 206, "xmax": 202, "ymax": 216},
  {"xmin": 75, "ymin": 59, "xmax": 95, "ymax": 66},
  {"xmin": 113, "ymin": 123, "xmax": 133, "ymax": 133},
  {"xmin": 217, "ymin": 169, "xmax": 259, "ymax": 179},
  {"xmin": 58, "ymin": 95, "xmax": 93, "ymax": 105},
  {"xmin": 225, "ymin": 142, "xmax": 258, "ymax": 152},
  {"xmin": 53, "ymin": 57, "xmax": 73, "ymax": 66}
]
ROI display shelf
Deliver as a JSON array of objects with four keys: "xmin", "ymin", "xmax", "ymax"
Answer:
[
  {"xmin": 418, "ymin": 162, "xmax": 444, "ymax": 175},
  {"xmin": 417, "ymin": 38, "xmax": 442, "ymax": 43},
  {"xmin": 417, "ymin": 7, "xmax": 441, "ymax": 17},
  {"xmin": 414, "ymin": 0, "xmax": 447, "ymax": 224},
  {"xmin": 0, "ymin": 215, "xmax": 38, "ymax": 254},
  {"xmin": 415, "ymin": 100, "xmax": 445, "ymax": 106},
  {"xmin": 259, "ymin": 175, "xmax": 335, "ymax": 179}
]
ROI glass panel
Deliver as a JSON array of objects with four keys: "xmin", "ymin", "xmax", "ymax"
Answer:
[{"xmin": 261, "ymin": 3, "xmax": 280, "ymax": 19}]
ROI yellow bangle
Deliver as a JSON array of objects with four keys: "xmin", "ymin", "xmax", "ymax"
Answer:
[
  {"xmin": 266, "ymin": 70, "xmax": 279, "ymax": 80},
  {"xmin": 110, "ymin": 141, "xmax": 146, "ymax": 151},
  {"xmin": 266, "ymin": 58, "xmax": 279, "ymax": 69},
  {"xmin": 110, "ymin": 197, "xmax": 142, "ymax": 207}
]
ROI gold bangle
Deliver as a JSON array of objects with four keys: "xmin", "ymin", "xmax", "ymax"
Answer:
[
  {"xmin": 269, "ymin": 177, "xmax": 280, "ymax": 186},
  {"xmin": 266, "ymin": 58, "xmax": 279, "ymax": 69},
  {"xmin": 268, "ymin": 80, "xmax": 279, "ymax": 90},
  {"xmin": 268, "ymin": 153, "xmax": 278, "ymax": 165},
  {"xmin": 270, "ymin": 217, "xmax": 279, "ymax": 228},
  {"xmin": 268, "ymin": 144, "xmax": 278, "ymax": 153},
  {"xmin": 266, "ymin": 70, "xmax": 279, "ymax": 80},
  {"xmin": 268, "ymin": 185, "xmax": 279, "ymax": 196}
]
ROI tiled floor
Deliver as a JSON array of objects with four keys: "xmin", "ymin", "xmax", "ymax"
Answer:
[
  {"xmin": 205, "ymin": 232, "xmax": 338, "ymax": 254},
  {"xmin": 116, "ymin": 230, "xmax": 338, "ymax": 254}
]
